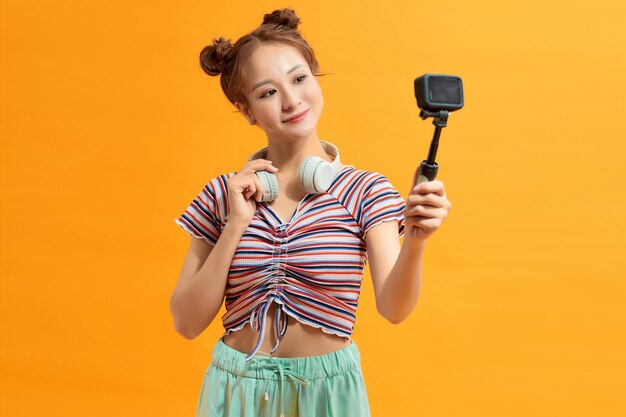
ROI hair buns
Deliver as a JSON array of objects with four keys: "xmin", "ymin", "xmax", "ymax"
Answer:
[
  {"xmin": 198, "ymin": 8, "xmax": 318, "ymax": 106},
  {"xmin": 262, "ymin": 8, "xmax": 300, "ymax": 29},
  {"xmin": 199, "ymin": 37, "xmax": 234, "ymax": 76}
]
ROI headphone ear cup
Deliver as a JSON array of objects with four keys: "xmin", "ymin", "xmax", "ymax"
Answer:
[
  {"xmin": 255, "ymin": 170, "xmax": 279, "ymax": 202},
  {"xmin": 299, "ymin": 157, "xmax": 334, "ymax": 194}
]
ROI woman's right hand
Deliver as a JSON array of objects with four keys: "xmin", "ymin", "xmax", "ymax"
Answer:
[{"xmin": 226, "ymin": 158, "xmax": 279, "ymax": 226}]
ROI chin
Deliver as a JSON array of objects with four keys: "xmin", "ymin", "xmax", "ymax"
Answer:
[
  {"xmin": 280, "ymin": 130, "xmax": 315, "ymax": 141},
  {"xmin": 282, "ymin": 120, "xmax": 318, "ymax": 138}
]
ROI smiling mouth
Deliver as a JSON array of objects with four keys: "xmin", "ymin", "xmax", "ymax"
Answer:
[{"xmin": 283, "ymin": 109, "xmax": 309, "ymax": 123}]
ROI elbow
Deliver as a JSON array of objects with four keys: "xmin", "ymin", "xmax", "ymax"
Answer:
[
  {"xmin": 382, "ymin": 312, "xmax": 407, "ymax": 325},
  {"xmin": 377, "ymin": 300, "xmax": 419, "ymax": 324},
  {"xmin": 172, "ymin": 313, "xmax": 199, "ymax": 339},
  {"xmin": 377, "ymin": 305, "xmax": 407, "ymax": 324},
  {"xmin": 174, "ymin": 322, "xmax": 201, "ymax": 340},
  {"xmin": 169, "ymin": 296, "xmax": 202, "ymax": 340},
  {"xmin": 171, "ymin": 310, "xmax": 200, "ymax": 339}
]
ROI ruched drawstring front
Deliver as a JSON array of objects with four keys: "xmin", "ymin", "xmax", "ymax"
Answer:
[{"xmin": 247, "ymin": 295, "xmax": 289, "ymax": 361}]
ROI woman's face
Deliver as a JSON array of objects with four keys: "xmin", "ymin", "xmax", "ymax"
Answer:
[{"xmin": 236, "ymin": 43, "xmax": 324, "ymax": 141}]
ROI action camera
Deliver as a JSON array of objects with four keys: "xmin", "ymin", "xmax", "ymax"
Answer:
[
  {"xmin": 412, "ymin": 73, "xmax": 464, "ymax": 187},
  {"xmin": 414, "ymin": 74, "xmax": 464, "ymax": 113}
]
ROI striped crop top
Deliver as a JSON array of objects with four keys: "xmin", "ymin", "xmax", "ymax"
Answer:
[{"xmin": 175, "ymin": 164, "xmax": 406, "ymax": 360}]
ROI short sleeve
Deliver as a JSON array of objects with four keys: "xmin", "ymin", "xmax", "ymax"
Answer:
[
  {"xmin": 360, "ymin": 174, "xmax": 406, "ymax": 238},
  {"xmin": 174, "ymin": 176, "xmax": 227, "ymax": 246}
]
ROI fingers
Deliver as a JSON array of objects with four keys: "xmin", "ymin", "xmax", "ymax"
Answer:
[
  {"xmin": 244, "ymin": 180, "xmax": 257, "ymax": 200},
  {"xmin": 407, "ymin": 179, "xmax": 451, "ymax": 212},
  {"xmin": 245, "ymin": 158, "xmax": 279, "ymax": 174},
  {"xmin": 405, "ymin": 215, "xmax": 443, "ymax": 233},
  {"xmin": 251, "ymin": 172, "xmax": 265, "ymax": 202},
  {"xmin": 405, "ymin": 180, "xmax": 452, "ymax": 238},
  {"xmin": 405, "ymin": 204, "xmax": 449, "ymax": 220},
  {"xmin": 411, "ymin": 179, "xmax": 445, "ymax": 196},
  {"xmin": 407, "ymin": 193, "xmax": 447, "ymax": 206},
  {"xmin": 242, "ymin": 172, "xmax": 268, "ymax": 201},
  {"xmin": 247, "ymin": 159, "xmax": 278, "ymax": 201},
  {"xmin": 233, "ymin": 159, "xmax": 278, "ymax": 201},
  {"xmin": 404, "ymin": 178, "xmax": 451, "ymax": 230}
]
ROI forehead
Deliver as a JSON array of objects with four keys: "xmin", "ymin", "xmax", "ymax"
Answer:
[{"xmin": 245, "ymin": 43, "xmax": 308, "ymax": 79}]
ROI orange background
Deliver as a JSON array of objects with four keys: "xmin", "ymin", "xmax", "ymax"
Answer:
[{"xmin": 1, "ymin": 1, "xmax": 625, "ymax": 416}]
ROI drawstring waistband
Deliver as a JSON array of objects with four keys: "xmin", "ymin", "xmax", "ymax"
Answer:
[
  {"xmin": 209, "ymin": 337, "xmax": 362, "ymax": 417},
  {"xmin": 253, "ymin": 351, "xmax": 311, "ymax": 417},
  {"xmin": 204, "ymin": 338, "xmax": 366, "ymax": 417}
]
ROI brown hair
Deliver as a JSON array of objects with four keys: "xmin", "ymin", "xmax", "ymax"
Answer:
[{"xmin": 199, "ymin": 8, "xmax": 321, "ymax": 110}]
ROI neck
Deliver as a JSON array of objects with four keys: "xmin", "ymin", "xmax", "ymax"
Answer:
[{"xmin": 264, "ymin": 130, "xmax": 335, "ymax": 175}]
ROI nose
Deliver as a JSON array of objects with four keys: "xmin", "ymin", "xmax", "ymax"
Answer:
[{"xmin": 282, "ymin": 87, "xmax": 301, "ymax": 111}]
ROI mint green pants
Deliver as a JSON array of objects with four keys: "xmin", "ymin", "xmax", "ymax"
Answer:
[{"xmin": 196, "ymin": 337, "xmax": 371, "ymax": 417}]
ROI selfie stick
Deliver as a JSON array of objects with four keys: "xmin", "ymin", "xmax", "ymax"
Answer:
[
  {"xmin": 413, "ymin": 109, "xmax": 448, "ymax": 187},
  {"xmin": 412, "ymin": 73, "xmax": 464, "ymax": 188}
]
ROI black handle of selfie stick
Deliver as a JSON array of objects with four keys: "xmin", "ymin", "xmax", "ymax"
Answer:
[{"xmin": 415, "ymin": 160, "xmax": 438, "ymax": 185}]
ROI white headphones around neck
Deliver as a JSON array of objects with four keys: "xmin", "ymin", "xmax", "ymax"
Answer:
[{"xmin": 247, "ymin": 141, "xmax": 341, "ymax": 202}]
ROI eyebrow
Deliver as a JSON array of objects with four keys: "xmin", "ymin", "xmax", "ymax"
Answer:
[{"xmin": 251, "ymin": 64, "xmax": 306, "ymax": 93}]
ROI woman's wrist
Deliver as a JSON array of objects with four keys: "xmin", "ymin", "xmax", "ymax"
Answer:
[
  {"xmin": 403, "ymin": 227, "xmax": 428, "ymax": 251},
  {"xmin": 224, "ymin": 218, "xmax": 250, "ymax": 233}
]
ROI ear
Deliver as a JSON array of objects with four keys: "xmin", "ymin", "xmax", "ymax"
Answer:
[{"xmin": 234, "ymin": 102, "xmax": 256, "ymax": 125}]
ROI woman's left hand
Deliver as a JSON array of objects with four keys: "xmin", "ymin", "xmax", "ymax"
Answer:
[{"xmin": 404, "ymin": 180, "xmax": 452, "ymax": 241}]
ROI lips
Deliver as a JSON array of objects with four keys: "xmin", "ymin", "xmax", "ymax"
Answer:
[{"xmin": 283, "ymin": 109, "xmax": 309, "ymax": 123}]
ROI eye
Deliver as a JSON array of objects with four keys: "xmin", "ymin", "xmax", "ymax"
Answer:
[
  {"xmin": 294, "ymin": 74, "xmax": 307, "ymax": 83},
  {"xmin": 260, "ymin": 88, "xmax": 277, "ymax": 99}
]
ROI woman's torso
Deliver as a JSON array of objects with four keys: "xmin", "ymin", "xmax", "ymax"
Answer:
[
  {"xmin": 222, "ymin": 302, "xmax": 352, "ymax": 357},
  {"xmin": 223, "ymin": 162, "xmax": 352, "ymax": 358}
]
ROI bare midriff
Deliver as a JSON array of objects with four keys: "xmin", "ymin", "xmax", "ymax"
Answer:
[{"xmin": 222, "ymin": 302, "xmax": 352, "ymax": 357}]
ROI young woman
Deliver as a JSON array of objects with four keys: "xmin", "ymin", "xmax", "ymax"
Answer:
[{"xmin": 171, "ymin": 8, "xmax": 452, "ymax": 417}]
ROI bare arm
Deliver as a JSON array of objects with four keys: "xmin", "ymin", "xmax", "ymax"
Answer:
[
  {"xmin": 366, "ymin": 179, "xmax": 451, "ymax": 323},
  {"xmin": 169, "ymin": 220, "xmax": 248, "ymax": 339},
  {"xmin": 366, "ymin": 221, "xmax": 425, "ymax": 323},
  {"xmin": 170, "ymin": 158, "xmax": 278, "ymax": 338}
]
